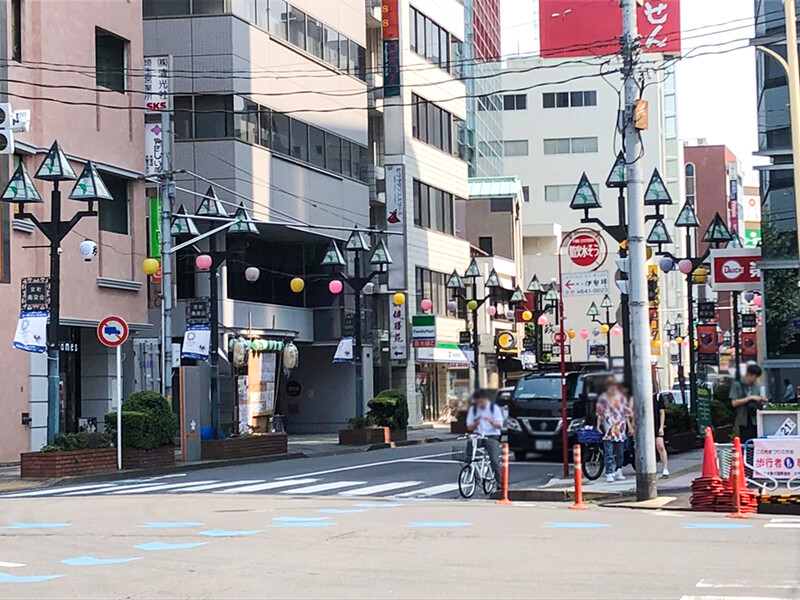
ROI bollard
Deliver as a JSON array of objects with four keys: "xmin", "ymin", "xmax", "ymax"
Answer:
[
  {"xmin": 495, "ymin": 443, "xmax": 513, "ymax": 505},
  {"xmin": 570, "ymin": 444, "xmax": 589, "ymax": 510},
  {"xmin": 727, "ymin": 445, "xmax": 747, "ymax": 519}
]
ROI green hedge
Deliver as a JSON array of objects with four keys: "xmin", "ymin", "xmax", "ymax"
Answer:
[
  {"xmin": 367, "ymin": 389, "xmax": 409, "ymax": 431},
  {"xmin": 41, "ymin": 431, "xmax": 111, "ymax": 453},
  {"xmin": 105, "ymin": 391, "xmax": 177, "ymax": 450},
  {"xmin": 665, "ymin": 403, "xmax": 696, "ymax": 435}
]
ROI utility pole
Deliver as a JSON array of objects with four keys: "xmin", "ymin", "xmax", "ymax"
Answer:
[
  {"xmin": 160, "ymin": 104, "xmax": 174, "ymax": 403},
  {"xmin": 621, "ymin": 0, "xmax": 657, "ymax": 501}
]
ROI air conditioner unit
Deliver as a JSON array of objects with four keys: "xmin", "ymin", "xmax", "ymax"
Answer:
[
  {"xmin": 0, "ymin": 103, "xmax": 12, "ymax": 128},
  {"xmin": 0, "ymin": 129, "xmax": 14, "ymax": 155}
]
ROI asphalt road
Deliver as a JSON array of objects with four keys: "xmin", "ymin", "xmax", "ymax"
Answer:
[
  {"xmin": 1, "ymin": 492, "xmax": 798, "ymax": 599},
  {"xmin": 1, "ymin": 442, "xmax": 560, "ymax": 500}
]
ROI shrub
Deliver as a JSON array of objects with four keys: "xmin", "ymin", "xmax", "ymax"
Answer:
[
  {"xmin": 710, "ymin": 398, "xmax": 735, "ymax": 428},
  {"xmin": 348, "ymin": 417, "xmax": 375, "ymax": 429},
  {"xmin": 105, "ymin": 391, "xmax": 177, "ymax": 450},
  {"xmin": 665, "ymin": 403, "xmax": 695, "ymax": 435},
  {"xmin": 367, "ymin": 389, "xmax": 409, "ymax": 431},
  {"xmin": 41, "ymin": 431, "xmax": 111, "ymax": 452}
]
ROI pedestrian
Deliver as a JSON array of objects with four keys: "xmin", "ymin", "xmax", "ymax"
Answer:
[
  {"xmin": 596, "ymin": 377, "xmax": 632, "ymax": 483},
  {"xmin": 783, "ymin": 379, "xmax": 797, "ymax": 402},
  {"xmin": 729, "ymin": 363, "xmax": 766, "ymax": 443},
  {"xmin": 465, "ymin": 389, "xmax": 504, "ymax": 487},
  {"xmin": 654, "ymin": 393, "xmax": 669, "ymax": 477}
]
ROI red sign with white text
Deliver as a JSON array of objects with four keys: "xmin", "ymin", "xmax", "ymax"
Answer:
[
  {"xmin": 539, "ymin": 0, "xmax": 682, "ymax": 58},
  {"xmin": 382, "ymin": 0, "xmax": 399, "ymax": 40},
  {"xmin": 709, "ymin": 248, "xmax": 761, "ymax": 292}
]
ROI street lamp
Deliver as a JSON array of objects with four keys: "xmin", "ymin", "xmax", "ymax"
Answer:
[
  {"xmin": 2, "ymin": 141, "xmax": 112, "ymax": 443},
  {"xmin": 521, "ymin": 275, "xmax": 560, "ymax": 360},
  {"xmin": 587, "ymin": 294, "xmax": 619, "ymax": 354},
  {"xmin": 307, "ymin": 229, "xmax": 393, "ymax": 418},
  {"xmin": 446, "ymin": 258, "xmax": 502, "ymax": 390}
]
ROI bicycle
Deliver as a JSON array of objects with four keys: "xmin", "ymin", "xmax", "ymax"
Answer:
[
  {"xmin": 454, "ymin": 434, "xmax": 497, "ymax": 499},
  {"xmin": 578, "ymin": 427, "xmax": 637, "ymax": 481}
]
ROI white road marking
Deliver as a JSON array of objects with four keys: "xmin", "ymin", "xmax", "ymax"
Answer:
[
  {"xmin": 276, "ymin": 452, "xmax": 453, "ymax": 480},
  {"xmin": 216, "ymin": 479, "xmax": 318, "ymax": 493},
  {"xmin": 682, "ymin": 596, "xmax": 791, "ymax": 600},
  {"xmin": 696, "ymin": 580, "xmax": 800, "ymax": 589},
  {"xmin": 109, "ymin": 481, "xmax": 218, "ymax": 495},
  {"xmin": 0, "ymin": 562, "xmax": 25, "ymax": 568},
  {"xmin": 62, "ymin": 483, "xmax": 161, "ymax": 496},
  {"xmin": 395, "ymin": 483, "xmax": 460, "ymax": 497},
  {"xmin": 1, "ymin": 483, "xmax": 120, "ymax": 498},
  {"xmin": 174, "ymin": 480, "xmax": 265, "ymax": 493},
  {"xmin": 764, "ymin": 523, "xmax": 800, "ymax": 528},
  {"xmin": 339, "ymin": 481, "xmax": 422, "ymax": 496},
  {"xmin": 281, "ymin": 481, "xmax": 366, "ymax": 494}
]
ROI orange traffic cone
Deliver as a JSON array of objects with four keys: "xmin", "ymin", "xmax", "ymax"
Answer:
[
  {"xmin": 727, "ymin": 442, "xmax": 747, "ymax": 519},
  {"xmin": 701, "ymin": 426, "xmax": 719, "ymax": 479},
  {"xmin": 732, "ymin": 436, "xmax": 747, "ymax": 490}
]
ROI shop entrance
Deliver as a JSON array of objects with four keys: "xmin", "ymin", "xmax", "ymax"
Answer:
[
  {"xmin": 416, "ymin": 363, "xmax": 471, "ymax": 422},
  {"xmin": 58, "ymin": 326, "xmax": 82, "ymax": 433}
]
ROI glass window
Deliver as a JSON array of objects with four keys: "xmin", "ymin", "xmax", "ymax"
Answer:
[
  {"xmin": 195, "ymin": 95, "xmax": 232, "ymax": 139},
  {"xmin": 95, "ymin": 29, "xmax": 127, "ymax": 93},
  {"xmin": 349, "ymin": 40, "xmax": 360, "ymax": 77},
  {"xmin": 556, "ymin": 92, "xmax": 569, "ymax": 108},
  {"xmin": 685, "ymin": 163, "xmax": 695, "ymax": 177},
  {"xmin": 325, "ymin": 133, "xmax": 341, "ymax": 173},
  {"xmin": 571, "ymin": 137, "xmax": 597, "ymax": 153},
  {"xmin": 193, "ymin": 0, "xmax": 225, "ymax": 14},
  {"xmin": 522, "ymin": 186, "xmax": 530, "ymax": 202},
  {"xmin": 259, "ymin": 108, "xmax": 271, "ymax": 148},
  {"xmin": 479, "ymin": 237, "xmax": 493, "ymax": 255},
  {"xmin": 444, "ymin": 193, "xmax": 454, "ymax": 234},
  {"xmin": 288, "ymin": 6, "xmax": 306, "ymax": 50},
  {"xmin": 426, "ymin": 19, "xmax": 438, "ymax": 63},
  {"xmin": 341, "ymin": 142, "xmax": 352, "ymax": 177},
  {"xmin": 268, "ymin": 0, "xmax": 288, "ymax": 39},
  {"xmin": 427, "ymin": 101, "xmax": 437, "ymax": 144},
  {"xmin": 410, "ymin": 9, "xmax": 417, "ymax": 52},
  {"xmin": 353, "ymin": 43, "xmax": 366, "ymax": 81},
  {"xmin": 433, "ymin": 188, "xmax": 444, "ymax": 234},
  {"xmin": 543, "ymin": 93, "xmax": 555, "ymax": 109},
  {"xmin": 504, "ymin": 95, "xmax": 516, "ymax": 111},
  {"xmin": 413, "ymin": 180, "xmax": 422, "ymax": 227},
  {"xmin": 417, "ymin": 97, "xmax": 427, "ymax": 143},
  {"xmin": 309, "ymin": 126, "xmax": 325, "ymax": 169},
  {"xmin": 516, "ymin": 94, "xmax": 527, "ymax": 109},
  {"xmin": 584, "ymin": 90, "xmax": 597, "ymax": 106},
  {"xmin": 416, "ymin": 11, "xmax": 426, "ymax": 56},
  {"xmin": 543, "ymin": 138, "xmax": 570, "ymax": 154},
  {"xmin": 290, "ymin": 119, "xmax": 308, "ymax": 160},
  {"xmin": 351, "ymin": 144, "xmax": 360, "ymax": 179},
  {"xmin": 307, "ymin": 18, "xmax": 323, "ymax": 59},
  {"xmin": 339, "ymin": 36, "xmax": 350, "ymax": 72},
  {"xmin": 174, "ymin": 95, "xmax": 194, "ymax": 140},
  {"xmin": 230, "ymin": 0, "xmax": 256, "ymax": 21},
  {"xmin": 10, "ymin": 0, "xmax": 21, "ymax": 60},
  {"xmin": 144, "ymin": 0, "xmax": 190, "ymax": 16},
  {"xmin": 504, "ymin": 140, "xmax": 528, "ymax": 156},
  {"xmin": 419, "ymin": 183, "xmax": 429, "ymax": 228},
  {"xmin": 99, "ymin": 174, "xmax": 129, "ymax": 235},
  {"xmin": 271, "ymin": 112, "xmax": 290, "ymax": 155},
  {"xmin": 570, "ymin": 91, "xmax": 584, "ymax": 107},
  {"xmin": 256, "ymin": 0, "xmax": 269, "ymax": 28},
  {"xmin": 324, "ymin": 27, "xmax": 339, "ymax": 67},
  {"xmin": 233, "ymin": 96, "xmax": 259, "ymax": 145},
  {"xmin": 439, "ymin": 28, "xmax": 449, "ymax": 69},
  {"xmin": 431, "ymin": 105, "xmax": 442, "ymax": 148}
]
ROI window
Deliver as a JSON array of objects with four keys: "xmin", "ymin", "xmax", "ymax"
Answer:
[
  {"xmin": 410, "ymin": 7, "xmax": 452, "ymax": 73},
  {"xmin": 504, "ymin": 140, "xmax": 528, "ymax": 157},
  {"xmin": 543, "ymin": 137, "xmax": 597, "ymax": 155},
  {"xmin": 95, "ymin": 29, "xmax": 126, "ymax": 93},
  {"xmin": 193, "ymin": 0, "xmax": 225, "ymax": 14},
  {"xmin": 194, "ymin": 95, "xmax": 232, "ymax": 138},
  {"xmin": 413, "ymin": 179, "xmax": 454, "ymax": 235},
  {"xmin": 685, "ymin": 163, "xmax": 696, "ymax": 204},
  {"xmin": 271, "ymin": 111, "xmax": 290, "ymax": 154},
  {"xmin": 545, "ymin": 183, "xmax": 597, "ymax": 202},
  {"xmin": 288, "ymin": 6, "xmax": 306, "ymax": 49},
  {"xmin": 307, "ymin": 17, "xmax": 323, "ymax": 59},
  {"xmin": 99, "ymin": 174, "xmax": 129, "ymax": 235},
  {"xmin": 144, "ymin": 0, "xmax": 190, "ymax": 16},
  {"xmin": 234, "ymin": 97, "xmax": 259, "ymax": 144},
  {"xmin": 324, "ymin": 26, "xmax": 339, "ymax": 67},
  {"xmin": 479, "ymin": 237, "xmax": 493, "ymax": 255},
  {"xmin": 490, "ymin": 197, "xmax": 512, "ymax": 212},
  {"xmin": 339, "ymin": 35, "xmax": 350, "ymax": 73},
  {"xmin": 308, "ymin": 126, "xmax": 326, "ymax": 169},
  {"xmin": 543, "ymin": 90, "xmax": 597, "ymax": 108},
  {"xmin": 503, "ymin": 94, "xmax": 527, "ymax": 110},
  {"xmin": 11, "ymin": 0, "xmax": 21, "ymax": 61},
  {"xmin": 174, "ymin": 96, "xmax": 194, "ymax": 139},
  {"xmin": 259, "ymin": 108, "xmax": 272, "ymax": 148},
  {"xmin": 290, "ymin": 119, "xmax": 308, "ymax": 160},
  {"xmin": 341, "ymin": 143, "xmax": 352, "ymax": 178},
  {"xmin": 522, "ymin": 186, "xmax": 530, "ymax": 203},
  {"xmin": 351, "ymin": 41, "xmax": 366, "ymax": 81},
  {"xmin": 268, "ymin": 0, "xmax": 288, "ymax": 39},
  {"xmin": 411, "ymin": 94, "xmax": 456, "ymax": 155},
  {"xmin": 325, "ymin": 132, "xmax": 341, "ymax": 172}
]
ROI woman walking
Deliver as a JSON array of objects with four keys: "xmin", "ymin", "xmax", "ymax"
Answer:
[{"xmin": 596, "ymin": 378, "xmax": 632, "ymax": 483}]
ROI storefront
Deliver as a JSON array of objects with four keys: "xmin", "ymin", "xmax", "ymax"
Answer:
[{"xmin": 415, "ymin": 344, "xmax": 473, "ymax": 421}]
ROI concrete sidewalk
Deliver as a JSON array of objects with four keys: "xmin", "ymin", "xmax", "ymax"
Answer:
[{"xmin": 288, "ymin": 424, "xmax": 456, "ymax": 457}]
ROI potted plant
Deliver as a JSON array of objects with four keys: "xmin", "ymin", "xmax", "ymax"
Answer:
[
  {"xmin": 338, "ymin": 417, "xmax": 391, "ymax": 445},
  {"xmin": 366, "ymin": 389, "xmax": 409, "ymax": 442},
  {"xmin": 105, "ymin": 391, "xmax": 177, "ymax": 469},
  {"xmin": 663, "ymin": 403, "xmax": 698, "ymax": 453},
  {"xmin": 21, "ymin": 431, "xmax": 116, "ymax": 478}
]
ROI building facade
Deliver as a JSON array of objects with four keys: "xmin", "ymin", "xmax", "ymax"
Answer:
[{"xmin": 1, "ymin": 0, "xmax": 147, "ymax": 460}]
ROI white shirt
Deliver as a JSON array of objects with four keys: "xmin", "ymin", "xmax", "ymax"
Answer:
[{"xmin": 466, "ymin": 403, "xmax": 504, "ymax": 437}]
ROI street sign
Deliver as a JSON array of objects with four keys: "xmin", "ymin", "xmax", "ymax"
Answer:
[
  {"xmin": 698, "ymin": 302, "xmax": 716, "ymax": 321},
  {"xmin": 567, "ymin": 232, "xmax": 604, "ymax": 269},
  {"xmin": 740, "ymin": 313, "xmax": 757, "ymax": 329},
  {"xmin": 389, "ymin": 298, "xmax": 407, "ymax": 360},
  {"xmin": 97, "ymin": 316, "xmax": 129, "ymax": 347},
  {"xmin": 186, "ymin": 298, "xmax": 211, "ymax": 325},
  {"xmin": 412, "ymin": 314, "xmax": 436, "ymax": 348},
  {"xmin": 21, "ymin": 277, "xmax": 50, "ymax": 310},
  {"xmin": 149, "ymin": 197, "xmax": 162, "ymax": 258},
  {"xmin": 709, "ymin": 248, "xmax": 762, "ymax": 292},
  {"xmin": 561, "ymin": 270, "xmax": 609, "ymax": 298},
  {"xmin": 459, "ymin": 330, "xmax": 471, "ymax": 345}
]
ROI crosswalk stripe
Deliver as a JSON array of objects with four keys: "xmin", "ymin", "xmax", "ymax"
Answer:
[
  {"xmin": 682, "ymin": 596, "xmax": 789, "ymax": 600},
  {"xmin": 216, "ymin": 479, "xmax": 318, "ymax": 493},
  {"xmin": 174, "ymin": 480, "xmax": 265, "ymax": 493},
  {"xmin": 1, "ymin": 483, "xmax": 121, "ymax": 498},
  {"xmin": 62, "ymin": 483, "xmax": 163, "ymax": 496},
  {"xmin": 339, "ymin": 481, "xmax": 423, "ymax": 496},
  {"xmin": 109, "ymin": 480, "xmax": 218, "ymax": 495},
  {"xmin": 764, "ymin": 522, "xmax": 800, "ymax": 528},
  {"xmin": 395, "ymin": 483, "xmax": 459, "ymax": 497},
  {"xmin": 280, "ymin": 481, "xmax": 366, "ymax": 494}
]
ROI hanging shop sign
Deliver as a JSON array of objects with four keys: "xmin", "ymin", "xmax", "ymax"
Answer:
[
  {"xmin": 333, "ymin": 336, "xmax": 354, "ymax": 363},
  {"xmin": 709, "ymin": 248, "xmax": 761, "ymax": 292},
  {"xmin": 181, "ymin": 324, "xmax": 210, "ymax": 361},
  {"xmin": 697, "ymin": 324, "xmax": 719, "ymax": 366},
  {"xmin": 13, "ymin": 310, "xmax": 48, "ymax": 354},
  {"xmin": 565, "ymin": 229, "xmax": 607, "ymax": 271},
  {"xmin": 21, "ymin": 277, "xmax": 50, "ymax": 310},
  {"xmin": 389, "ymin": 298, "xmax": 408, "ymax": 360},
  {"xmin": 740, "ymin": 313, "xmax": 757, "ymax": 329},
  {"xmin": 385, "ymin": 164, "xmax": 406, "ymax": 289},
  {"xmin": 411, "ymin": 315, "xmax": 436, "ymax": 348},
  {"xmin": 561, "ymin": 270, "xmax": 609, "ymax": 298},
  {"xmin": 741, "ymin": 332, "xmax": 758, "ymax": 357},
  {"xmin": 186, "ymin": 297, "xmax": 211, "ymax": 325},
  {"xmin": 459, "ymin": 330, "xmax": 472, "ymax": 345},
  {"xmin": 697, "ymin": 301, "xmax": 716, "ymax": 321}
]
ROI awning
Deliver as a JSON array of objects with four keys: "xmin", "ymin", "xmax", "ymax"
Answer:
[{"xmin": 416, "ymin": 344, "xmax": 474, "ymax": 366}]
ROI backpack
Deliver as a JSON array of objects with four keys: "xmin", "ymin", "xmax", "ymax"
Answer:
[{"xmin": 469, "ymin": 402, "xmax": 498, "ymax": 422}]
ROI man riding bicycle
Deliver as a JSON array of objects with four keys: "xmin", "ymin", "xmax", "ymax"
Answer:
[{"xmin": 466, "ymin": 389, "xmax": 504, "ymax": 488}]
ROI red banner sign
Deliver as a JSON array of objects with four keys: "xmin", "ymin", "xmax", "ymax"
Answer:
[
  {"xmin": 709, "ymin": 248, "xmax": 761, "ymax": 292},
  {"xmin": 697, "ymin": 324, "xmax": 719, "ymax": 366},
  {"xmin": 382, "ymin": 0, "xmax": 399, "ymax": 40},
  {"xmin": 539, "ymin": 0, "xmax": 682, "ymax": 58},
  {"xmin": 741, "ymin": 332, "xmax": 758, "ymax": 357}
]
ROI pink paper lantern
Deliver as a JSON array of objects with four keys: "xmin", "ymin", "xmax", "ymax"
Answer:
[
  {"xmin": 678, "ymin": 259, "xmax": 693, "ymax": 275},
  {"xmin": 195, "ymin": 254, "xmax": 212, "ymax": 270},
  {"xmin": 579, "ymin": 330, "xmax": 589, "ymax": 339},
  {"xmin": 420, "ymin": 298, "xmax": 433, "ymax": 311},
  {"xmin": 537, "ymin": 314, "xmax": 548, "ymax": 326},
  {"xmin": 329, "ymin": 279, "xmax": 343, "ymax": 294},
  {"xmin": 612, "ymin": 325, "xmax": 622, "ymax": 336},
  {"xmin": 752, "ymin": 295, "xmax": 763, "ymax": 307},
  {"xmin": 681, "ymin": 338, "xmax": 689, "ymax": 347},
  {"xmin": 486, "ymin": 305, "xmax": 497, "ymax": 317}
]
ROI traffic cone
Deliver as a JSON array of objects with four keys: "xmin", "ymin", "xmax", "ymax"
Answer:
[
  {"xmin": 732, "ymin": 436, "xmax": 747, "ymax": 491},
  {"xmin": 701, "ymin": 426, "xmax": 719, "ymax": 479}
]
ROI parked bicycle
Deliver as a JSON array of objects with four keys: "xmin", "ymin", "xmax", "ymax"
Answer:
[
  {"xmin": 454, "ymin": 433, "xmax": 497, "ymax": 498},
  {"xmin": 578, "ymin": 427, "xmax": 636, "ymax": 481}
]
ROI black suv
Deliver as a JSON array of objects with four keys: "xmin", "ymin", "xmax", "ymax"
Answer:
[{"xmin": 507, "ymin": 364, "xmax": 612, "ymax": 461}]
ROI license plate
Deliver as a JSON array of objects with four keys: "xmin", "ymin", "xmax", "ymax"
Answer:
[{"xmin": 535, "ymin": 440, "xmax": 553, "ymax": 451}]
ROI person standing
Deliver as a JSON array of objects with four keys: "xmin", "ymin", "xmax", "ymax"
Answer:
[
  {"xmin": 730, "ymin": 363, "xmax": 766, "ymax": 443},
  {"xmin": 465, "ymin": 389, "xmax": 504, "ymax": 487},
  {"xmin": 783, "ymin": 379, "xmax": 797, "ymax": 401},
  {"xmin": 596, "ymin": 378, "xmax": 631, "ymax": 483},
  {"xmin": 654, "ymin": 393, "xmax": 669, "ymax": 477}
]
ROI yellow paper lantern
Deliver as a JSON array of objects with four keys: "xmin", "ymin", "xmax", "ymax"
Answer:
[
  {"xmin": 521, "ymin": 310, "xmax": 533, "ymax": 322},
  {"xmin": 142, "ymin": 258, "xmax": 160, "ymax": 276},
  {"xmin": 290, "ymin": 277, "xmax": 305, "ymax": 293},
  {"xmin": 646, "ymin": 246, "xmax": 653, "ymax": 260},
  {"xmin": 600, "ymin": 323, "xmax": 610, "ymax": 334},
  {"xmin": 675, "ymin": 336, "xmax": 683, "ymax": 344},
  {"xmin": 467, "ymin": 299, "xmax": 478, "ymax": 311},
  {"xmin": 567, "ymin": 329, "xmax": 576, "ymax": 339},
  {"xmin": 393, "ymin": 292, "xmax": 406, "ymax": 306},
  {"xmin": 693, "ymin": 267, "xmax": 708, "ymax": 284}
]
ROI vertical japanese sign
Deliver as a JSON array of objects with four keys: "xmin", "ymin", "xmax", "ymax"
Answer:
[
  {"xmin": 697, "ymin": 324, "xmax": 719, "ymax": 366},
  {"xmin": 385, "ymin": 164, "xmax": 406, "ymax": 290},
  {"xmin": 382, "ymin": 0, "xmax": 401, "ymax": 97},
  {"xmin": 143, "ymin": 56, "xmax": 170, "ymax": 175},
  {"xmin": 389, "ymin": 298, "xmax": 407, "ymax": 360}
]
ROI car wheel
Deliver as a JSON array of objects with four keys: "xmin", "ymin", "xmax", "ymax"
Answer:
[{"xmin": 514, "ymin": 450, "xmax": 527, "ymax": 462}]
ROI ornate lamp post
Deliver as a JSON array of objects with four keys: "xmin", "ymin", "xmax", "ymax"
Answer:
[{"xmin": 587, "ymin": 294, "xmax": 620, "ymax": 354}]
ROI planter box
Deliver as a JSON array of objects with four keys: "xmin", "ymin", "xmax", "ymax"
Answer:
[
  {"xmin": 665, "ymin": 431, "xmax": 699, "ymax": 454},
  {"xmin": 390, "ymin": 429, "xmax": 408, "ymax": 442},
  {"xmin": 338, "ymin": 427, "xmax": 390, "ymax": 446},
  {"xmin": 123, "ymin": 446, "xmax": 175, "ymax": 470},
  {"xmin": 201, "ymin": 433, "xmax": 288, "ymax": 461},
  {"xmin": 21, "ymin": 448, "xmax": 117, "ymax": 478}
]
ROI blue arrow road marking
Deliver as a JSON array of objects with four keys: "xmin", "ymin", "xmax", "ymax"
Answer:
[
  {"xmin": 139, "ymin": 522, "xmax": 205, "ymax": 528},
  {"xmin": 199, "ymin": 529, "xmax": 264, "ymax": 537},
  {"xmin": 2, "ymin": 523, "xmax": 69, "ymax": 529},
  {"xmin": 135, "ymin": 541, "xmax": 208, "ymax": 551},
  {"xmin": 684, "ymin": 523, "xmax": 753, "ymax": 530},
  {"xmin": 61, "ymin": 556, "xmax": 142, "ymax": 567},
  {"xmin": 0, "ymin": 572, "xmax": 62, "ymax": 584},
  {"xmin": 543, "ymin": 522, "xmax": 611, "ymax": 529}
]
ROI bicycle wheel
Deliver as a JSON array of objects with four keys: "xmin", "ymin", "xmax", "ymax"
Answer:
[
  {"xmin": 482, "ymin": 464, "xmax": 498, "ymax": 495},
  {"xmin": 458, "ymin": 464, "xmax": 477, "ymax": 499},
  {"xmin": 582, "ymin": 445, "xmax": 604, "ymax": 481}
]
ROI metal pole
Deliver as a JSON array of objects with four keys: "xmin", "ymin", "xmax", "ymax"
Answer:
[
  {"xmin": 732, "ymin": 291, "xmax": 741, "ymax": 381},
  {"xmin": 783, "ymin": 0, "xmax": 800, "ymax": 266},
  {"xmin": 353, "ymin": 252, "xmax": 364, "ymax": 418},
  {"xmin": 209, "ymin": 241, "xmax": 220, "ymax": 437},
  {"xmin": 686, "ymin": 230, "xmax": 698, "ymax": 414},
  {"xmin": 617, "ymin": 188, "xmax": 633, "ymax": 385},
  {"xmin": 605, "ymin": 307, "xmax": 612, "ymax": 355},
  {"xmin": 622, "ymin": 0, "xmax": 656, "ymax": 501},
  {"xmin": 558, "ymin": 263, "xmax": 568, "ymax": 477},
  {"xmin": 46, "ymin": 182, "xmax": 61, "ymax": 444},
  {"xmin": 472, "ymin": 281, "xmax": 480, "ymax": 390},
  {"xmin": 116, "ymin": 344, "xmax": 122, "ymax": 470},
  {"xmin": 161, "ymin": 106, "xmax": 174, "ymax": 403}
]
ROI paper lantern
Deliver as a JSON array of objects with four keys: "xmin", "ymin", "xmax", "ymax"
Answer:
[
  {"xmin": 290, "ymin": 277, "xmax": 305, "ymax": 293},
  {"xmin": 420, "ymin": 298, "xmax": 433, "ymax": 311},
  {"xmin": 447, "ymin": 299, "xmax": 457, "ymax": 312},
  {"xmin": 653, "ymin": 339, "xmax": 662, "ymax": 348},
  {"xmin": 467, "ymin": 299, "xmax": 478, "ymax": 311},
  {"xmin": 743, "ymin": 291, "xmax": 755, "ymax": 303},
  {"xmin": 567, "ymin": 329, "xmax": 576, "ymax": 339},
  {"xmin": 663, "ymin": 340, "xmax": 671, "ymax": 349},
  {"xmin": 142, "ymin": 258, "xmax": 159, "ymax": 276},
  {"xmin": 537, "ymin": 314, "xmax": 548, "ymax": 326},
  {"xmin": 505, "ymin": 310, "xmax": 515, "ymax": 319},
  {"xmin": 659, "ymin": 257, "xmax": 675, "ymax": 273},
  {"xmin": 195, "ymin": 254, "xmax": 213, "ymax": 270},
  {"xmin": 693, "ymin": 267, "xmax": 708, "ymax": 284},
  {"xmin": 752, "ymin": 295, "xmax": 762, "ymax": 307},
  {"xmin": 678, "ymin": 259, "xmax": 693, "ymax": 274},
  {"xmin": 600, "ymin": 324, "xmax": 610, "ymax": 334},
  {"xmin": 79, "ymin": 239, "xmax": 98, "ymax": 262},
  {"xmin": 329, "ymin": 279, "xmax": 343, "ymax": 294},
  {"xmin": 592, "ymin": 327, "xmax": 601, "ymax": 337},
  {"xmin": 580, "ymin": 330, "xmax": 589, "ymax": 339},
  {"xmin": 612, "ymin": 325, "xmax": 622, "ymax": 336},
  {"xmin": 486, "ymin": 305, "xmax": 497, "ymax": 317},
  {"xmin": 522, "ymin": 310, "xmax": 533, "ymax": 322},
  {"xmin": 682, "ymin": 338, "xmax": 690, "ymax": 347},
  {"xmin": 393, "ymin": 292, "xmax": 406, "ymax": 306},
  {"xmin": 363, "ymin": 282, "xmax": 375, "ymax": 295},
  {"xmin": 244, "ymin": 267, "xmax": 260, "ymax": 282}
]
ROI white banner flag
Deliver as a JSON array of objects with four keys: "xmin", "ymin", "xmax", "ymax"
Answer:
[
  {"xmin": 333, "ymin": 336, "xmax": 354, "ymax": 363},
  {"xmin": 13, "ymin": 310, "xmax": 48, "ymax": 353},
  {"xmin": 182, "ymin": 324, "xmax": 211, "ymax": 361}
]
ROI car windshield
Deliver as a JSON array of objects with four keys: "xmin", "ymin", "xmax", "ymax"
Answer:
[{"xmin": 515, "ymin": 377, "xmax": 563, "ymax": 400}]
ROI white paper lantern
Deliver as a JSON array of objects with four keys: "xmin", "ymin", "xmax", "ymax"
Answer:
[
  {"xmin": 79, "ymin": 239, "xmax": 98, "ymax": 262},
  {"xmin": 244, "ymin": 267, "xmax": 260, "ymax": 282}
]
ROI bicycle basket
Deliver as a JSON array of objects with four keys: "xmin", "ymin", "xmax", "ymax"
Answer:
[
  {"xmin": 577, "ymin": 428, "xmax": 603, "ymax": 445},
  {"xmin": 452, "ymin": 446, "xmax": 471, "ymax": 463}
]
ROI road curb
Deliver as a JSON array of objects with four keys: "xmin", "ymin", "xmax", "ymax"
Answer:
[
  {"xmin": 504, "ymin": 488, "xmax": 624, "ymax": 503},
  {"xmin": 365, "ymin": 437, "xmax": 445, "ymax": 451}
]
